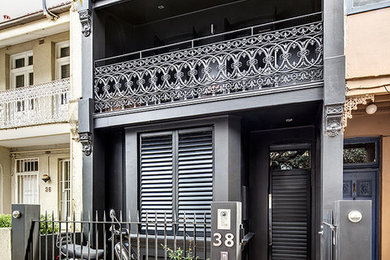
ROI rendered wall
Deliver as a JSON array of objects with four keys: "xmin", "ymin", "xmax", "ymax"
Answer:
[
  {"xmin": 0, "ymin": 31, "xmax": 69, "ymax": 91},
  {"xmin": 0, "ymin": 228, "xmax": 11, "ymax": 260},
  {"xmin": 69, "ymin": 4, "xmax": 83, "ymax": 218},
  {"xmin": 345, "ymin": 7, "xmax": 390, "ymax": 96},
  {"xmin": 344, "ymin": 110, "xmax": 390, "ymax": 259},
  {"xmin": 0, "ymin": 146, "xmax": 11, "ymax": 214},
  {"xmin": 10, "ymin": 147, "xmax": 69, "ymax": 214}
]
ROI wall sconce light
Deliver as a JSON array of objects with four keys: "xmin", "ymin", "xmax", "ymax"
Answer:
[
  {"xmin": 42, "ymin": 174, "xmax": 51, "ymax": 183},
  {"xmin": 365, "ymin": 103, "xmax": 377, "ymax": 115}
]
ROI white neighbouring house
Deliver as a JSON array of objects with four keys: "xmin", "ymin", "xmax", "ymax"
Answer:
[{"xmin": 0, "ymin": 2, "xmax": 83, "ymax": 218}]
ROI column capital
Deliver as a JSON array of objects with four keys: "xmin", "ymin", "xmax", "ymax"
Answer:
[
  {"xmin": 78, "ymin": 9, "xmax": 91, "ymax": 37},
  {"xmin": 79, "ymin": 132, "xmax": 92, "ymax": 156},
  {"xmin": 325, "ymin": 104, "xmax": 344, "ymax": 137}
]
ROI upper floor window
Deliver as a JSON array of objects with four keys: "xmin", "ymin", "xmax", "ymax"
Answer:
[
  {"xmin": 346, "ymin": 0, "xmax": 390, "ymax": 14},
  {"xmin": 10, "ymin": 51, "xmax": 33, "ymax": 89},
  {"xmin": 56, "ymin": 41, "xmax": 70, "ymax": 79}
]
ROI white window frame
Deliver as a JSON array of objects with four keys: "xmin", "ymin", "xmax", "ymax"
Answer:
[
  {"xmin": 55, "ymin": 41, "xmax": 70, "ymax": 80},
  {"xmin": 346, "ymin": 0, "xmax": 390, "ymax": 14},
  {"xmin": 15, "ymin": 158, "xmax": 39, "ymax": 204},
  {"xmin": 59, "ymin": 159, "xmax": 71, "ymax": 220},
  {"xmin": 10, "ymin": 51, "xmax": 34, "ymax": 89}
]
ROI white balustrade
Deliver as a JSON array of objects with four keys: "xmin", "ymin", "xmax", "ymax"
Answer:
[{"xmin": 0, "ymin": 78, "xmax": 70, "ymax": 129}]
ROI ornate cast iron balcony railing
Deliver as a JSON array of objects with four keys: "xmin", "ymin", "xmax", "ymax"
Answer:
[
  {"xmin": 0, "ymin": 78, "xmax": 69, "ymax": 129},
  {"xmin": 94, "ymin": 20, "xmax": 323, "ymax": 113}
]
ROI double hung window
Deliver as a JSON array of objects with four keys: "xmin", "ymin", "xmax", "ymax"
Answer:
[
  {"xmin": 10, "ymin": 51, "xmax": 34, "ymax": 112},
  {"xmin": 10, "ymin": 51, "xmax": 34, "ymax": 89},
  {"xmin": 139, "ymin": 128, "xmax": 214, "ymax": 226},
  {"xmin": 56, "ymin": 41, "xmax": 70, "ymax": 80},
  {"xmin": 55, "ymin": 42, "xmax": 70, "ymax": 106}
]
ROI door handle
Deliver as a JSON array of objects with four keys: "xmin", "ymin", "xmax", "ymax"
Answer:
[{"xmin": 321, "ymin": 222, "xmax": 337, "ymax": 246}]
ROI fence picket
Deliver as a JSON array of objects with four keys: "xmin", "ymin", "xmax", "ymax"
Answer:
[{"xmin": 25, "ymin": 209, "xmax": 211, "ymax": 260}]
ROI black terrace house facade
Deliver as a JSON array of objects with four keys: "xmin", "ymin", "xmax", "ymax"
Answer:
[{"xmin": 77, "ymin": 0, "xmax": 346, "ymax": 259}]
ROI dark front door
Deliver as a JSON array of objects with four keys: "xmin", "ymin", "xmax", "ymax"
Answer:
[
  {"xmin": 343, "ymin": 169, "xmax": 379, "ymax": 260},
  {"xmin": 343, "ymin": 137, "xmax": 379, "ymax": 260},
  {"xmin": 269, "ymin": 146, "xmax": 311, "ymax": 260},
  {"xmin": 248, "ymin": 128, "xmax": 315, "ymax": 260}
]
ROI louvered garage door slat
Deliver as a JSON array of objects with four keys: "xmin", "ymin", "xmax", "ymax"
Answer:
[
  {"xmin": 271, "ymin": 170, "xmax": 310, "ymax": 260},
  {"xmin": 178, "ymin": 130, "xmax": 213, "ymax": 224},
  {"xmin": 140, "ymin": 134, "xmax": 174, "ymax": 222}
]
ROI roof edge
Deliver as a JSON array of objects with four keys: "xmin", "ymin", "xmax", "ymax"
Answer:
[{"xmin": 0, "ymin": 2, "xmax": 73, "ymax": 31}]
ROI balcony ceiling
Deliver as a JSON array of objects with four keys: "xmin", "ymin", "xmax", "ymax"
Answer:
[
  {"xmin": 101, "ymin": 0, "xmax": 320, "ymax": 25},
  {"xmin": 237, "ymin": 101, "xmax": 321, "ymax": 131},
  {"xmin": 102, "ymin": 0, "xmax": 246, "ymax": 25},
  {"xmin": 0, "ymin": 124, "xmax": 70, "ymax": 148}
]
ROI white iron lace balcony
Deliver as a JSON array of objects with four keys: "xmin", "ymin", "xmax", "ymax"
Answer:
[
  {"xmin": 94, "ymin": 18, "xmax": 323, "ymax": 114},
  {"xmin": 0, "ymin": 78, "xmax": 69, "ymax": 129}
]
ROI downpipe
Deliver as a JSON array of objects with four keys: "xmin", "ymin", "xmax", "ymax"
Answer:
[{"xmin": 42, "ymin": 0, "xmax": 58, "ymax": 20}]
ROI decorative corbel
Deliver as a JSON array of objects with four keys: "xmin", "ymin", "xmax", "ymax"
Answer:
[
  {"xmin": 78, "ymin": 9, "xmax": 91, "ymax": 37},
  {"xmin": 325, "ymin": 104, "xmax": 344, "ymax": 137},
  {"xmin": 79, "ymin": 132, "xmax": 92, "ymax": 156},
  {"xmin": 343, "ymin": 94, "xmax": 375, "ymax": 130}
]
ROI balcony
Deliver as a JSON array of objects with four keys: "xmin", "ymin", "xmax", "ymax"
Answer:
[
  {"xmin": 94, "ymin": 18, "xmax": 323, "ymax": 114},
  {"xmin": 0, "ymin": 78, "xmax": 69, "ymax": 129}
]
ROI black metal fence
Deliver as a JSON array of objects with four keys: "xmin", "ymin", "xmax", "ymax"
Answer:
[{"xmin": 24, "ymin": 210, "xmax": 211, "ymax": 260}]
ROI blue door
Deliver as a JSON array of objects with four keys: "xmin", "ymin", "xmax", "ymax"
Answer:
[
  {"xmin": 343, "ymin": 137, "xmax": 379, "ymax": 260},
  {"xmin": 343, "ymin": 165, "xmax": 379, "ymax": 260}
]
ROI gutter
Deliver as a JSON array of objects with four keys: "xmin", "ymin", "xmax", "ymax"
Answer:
[{"xmin": 0, "ymin": 2, "xmax": 72, "ymax": 31}]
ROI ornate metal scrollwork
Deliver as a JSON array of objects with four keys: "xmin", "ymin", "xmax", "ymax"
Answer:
[
  {"xmin": 94, "ymin": 22, "xmax": 323, "ymax": 113},
  {"xmin": 79, "ymin": 132, "xmax": 92, "ymax": 156},
  {"xmin": 325, "ymin": 104, "xmax": 344, "ymax": 137},
  {"xmin": 343, "ymin": 94, "xmax": 375, "ymax": 130},
  {"xmin": 78, "ymin": 9, "xmax": 91, "ymax": 37}
]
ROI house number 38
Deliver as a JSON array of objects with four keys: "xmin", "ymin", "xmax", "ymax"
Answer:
[{"xmin": 213, "ymin": 232, "xmax": 234, "ymax": 248}]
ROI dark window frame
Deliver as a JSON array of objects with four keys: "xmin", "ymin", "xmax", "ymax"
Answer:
[{"xmin": 343, "ymin": 137, "xmax": 380, "ymax": 169}]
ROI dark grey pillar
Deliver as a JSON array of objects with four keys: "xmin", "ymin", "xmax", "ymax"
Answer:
[
  {"xmin": 214, "ymin": 116, "xmax": 242, "ymax": 202},
  {"xmin": 11, "ymin": 204, "xmax": 40, "ymax": 260},
  {"xmin": 322, "ymin": 0, "xmax": 345, "ymax": 210},
  {"xmin": 322, "ymin": 0, "xmax": 346, "ymax": 259},
  {"xmin": 211, "ymin": 202, "xmax": 242, "ymax": 260},
  {"xmin": 78, "ymin": 0, "xmax": 94, "ymax": 217}
]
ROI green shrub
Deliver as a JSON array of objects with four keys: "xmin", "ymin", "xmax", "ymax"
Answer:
[
  {"xmin": 40, "ymin": 215, "xmax": 59, "ymax": 235},
  {"xmin": 162, "ymin": 244, "xmax": 209, "ymax": 260},
  {"xmin": 0, "ymin": 214, "xmax": 12, "ymax": 228}
]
